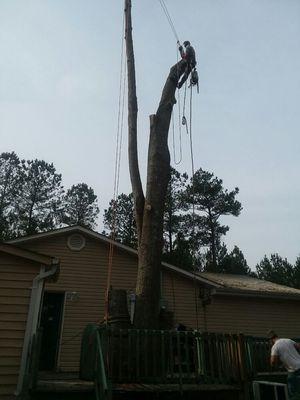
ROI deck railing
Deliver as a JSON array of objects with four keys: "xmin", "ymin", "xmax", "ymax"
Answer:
[
  {"xmin": 94, "ymin": 329, "xmax": 110, "ymax": 400},
  {"xmin": 96, "ymin": 327, "xmax": 250, "ymax": 385},
  {"xmin": 79, "ymin": 328, "xmax": 300, "ymax": 398}
]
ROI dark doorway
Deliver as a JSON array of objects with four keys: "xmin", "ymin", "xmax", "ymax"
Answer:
[{"xmin": 39, "ymin": 291, "xmax": 65, "ymax": 371}]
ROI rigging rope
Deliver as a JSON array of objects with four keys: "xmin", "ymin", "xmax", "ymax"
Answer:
[
  {"xmin": 105, "ymin": 14, "xmax": 127, "ymax": 322},
  {"xmin": 188, "ymin": 85, "xmax": 200, "ymax": 330},
  {"xmin": 158, "ymin": 0, "xmax": 180, "ymax": 43},
  {"xmin": 158, "ymin": 0, "xmax": 200, "ymax": 327},
  {"xmin": 172, "ymin": 43, "xmax": 183, "ymax": 165}
]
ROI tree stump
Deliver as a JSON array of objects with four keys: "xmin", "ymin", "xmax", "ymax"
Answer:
[{"xmin": 106, "ymin": 288, "xmax": 131, "ymax": 329}]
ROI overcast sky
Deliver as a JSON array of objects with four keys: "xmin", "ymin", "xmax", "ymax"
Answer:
[{"xmin": 0, "ymin": 0, "xmax": 299, "ymax": 268}]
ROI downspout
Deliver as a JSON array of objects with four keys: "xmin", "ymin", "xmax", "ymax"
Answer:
[{"xmin": 15, "ymin": 259, "xmax": 59, "ymax": 396}]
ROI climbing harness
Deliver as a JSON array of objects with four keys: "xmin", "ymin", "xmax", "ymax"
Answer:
[{"xmin": 190, "ymin": 68, "xmax": 199, "ymax": 93}]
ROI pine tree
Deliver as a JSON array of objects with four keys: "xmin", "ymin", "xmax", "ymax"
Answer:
[
  {"xmin": 0, "ymin": 152, "xmax": 24, "ymax": 239},
  {"xmin": 62, "ymin": 183, "xmax": 99, "ymax": 229},
  {"xmin": 103, "ymin": 193, "xmax": 136, "ymax": 246},
  {"xmin": 184, "ymin": 168, "xmax": 242, "ymax": 271},
  {"xmin": 256, "ymin": 254, "xmax": 294, "ymax": 287},
  {"xmin": 16, "ymin": 159, "xmax": 64, "ymax": 235}
]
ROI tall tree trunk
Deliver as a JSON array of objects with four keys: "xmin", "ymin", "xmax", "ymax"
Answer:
[
  {"xmin": 125, "ymin": 0, "xmax": 144, "ymax": 244},
  {"xmin": 210, "ymin": 223, "xmax": 217, "ymax": 272},
  {"xmin": 125, "ymin": 0, "xmax": 186, "ymax": 328},
  {"xmin": 207, "ymin": 209, "xmax": 217, "ymax": 272}
]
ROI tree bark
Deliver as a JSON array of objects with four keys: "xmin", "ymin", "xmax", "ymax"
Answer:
[
  {"xmin": 125, "ymin": 0, "xmax": 187, "ymax": 328},
  {"xmin": 134, "ymin": 62, "xmax": 186, "ymax": 328},
  {"xmin": 208, "ymin": 209, "xmax": 217, "ymax": 272},
  {"xmin": 125, "ymin": 0, "xmax": 144, "ymax": 244}
]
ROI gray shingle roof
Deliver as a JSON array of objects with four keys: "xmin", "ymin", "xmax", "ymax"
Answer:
[{"xmin": 199, "ymin": 272, "xmax": 300, "ymax": 296}]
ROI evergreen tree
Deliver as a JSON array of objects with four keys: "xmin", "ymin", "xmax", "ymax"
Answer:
[
  {"xmin": 293, "ymin": 256, "xmax": 300, "ymax": 289},
  {"xmin": 184, "ymin": 168, "xmax": 242, "ymax": 271},
  {"xmin": 163, "ymin": 168, "xmax": 187, "ymax": 253},
  {"xmin": 0, "ymin": 152, "xmax": 24, "ymax": 240},
  {"xmin": 256, "ymin": 254, "xmax": 294, "ymax": 287},
  {"xmin": 103, "ymin": 193, "xmax": 137, "ymax": 247},
  {"xmin": 16, "ymin": 159, "xmax": 64, "ymax": 235},
  {"xmin": 219, "ymin": 245, "xmax": 251, "ymax": 275},
  {"xmin": 163, "ymin": 232, "xmax": 194, "ymax": 270},
  {"xmin": 62, "ymin": 183, "xmax": 99, "ymax": 229},
  {"xmin": 103, "ymin": 169, "xmax": 188, "ymax": 251}
]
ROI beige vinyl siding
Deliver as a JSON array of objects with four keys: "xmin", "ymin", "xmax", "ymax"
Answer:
[
  {"xmin": 22, "ymin": 234, "xmax": 138, "ymax": 372},
  {"xmin": 0, "ymin": 253, "xmax": 40, "ymax": 400},
  {"xmin": 162, "ymin": 271, "xmax": 204, "ymax": 329},
  {"xmin": 21, "ymin": 232, "xmax": 300, "ymax": 373},
  {"xmin": 204, "ymin": 295, "xmax": 300, "ymax": 337}
]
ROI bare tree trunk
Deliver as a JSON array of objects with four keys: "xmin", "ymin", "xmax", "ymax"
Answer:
[
  {"xmin": 135, "ymin": 64, "xmax": 186, "ymax": 328},
  {"xmin": 125, "ymin": 0, "xmax": 144, "ymax": 244},
  {"xmin": 125, "ymin": 0, "xmax": 186, "ymax": 328}
]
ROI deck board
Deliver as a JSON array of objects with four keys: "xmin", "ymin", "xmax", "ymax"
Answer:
[
  {"xmin": 36, "ymin": 378, "xmax": 239, "ymax": 394},
  {"xmin": 113, "ymin": 383, "xmax": 240, "ymax": 392}
]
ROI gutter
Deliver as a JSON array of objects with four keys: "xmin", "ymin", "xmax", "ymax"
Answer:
[
  {"xmin": 213, "ymin": 288, "xmax": 300, "ymax": 301},
  {"xmin": 15, "ymin": 258, "xmax": 59, "ymax": 396}
]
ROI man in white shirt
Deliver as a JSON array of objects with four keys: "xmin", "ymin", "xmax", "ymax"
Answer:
[{"xmin": 268, "ymin": 330, "xmax": 300, "ymax": 399}]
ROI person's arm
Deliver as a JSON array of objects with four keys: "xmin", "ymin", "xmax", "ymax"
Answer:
[
  {"xmin": 178, "ymin": 46, "xmax": 185, "ymax": 59},
  {"xmin": 270, "ymin": 354, "xmax": 279, "ymax": 366},
  {"xmin": 294, "ymin": 342, "xmax": 300, "ymax": 352},
  {"xmin": 270, "ymin": 344, "xmax": 279, "ymax": 367}
]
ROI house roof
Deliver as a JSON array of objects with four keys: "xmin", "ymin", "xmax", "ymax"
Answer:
[
  {"xmin": 200, "ymin": 272, "xmax": 300, "ymax": 299},
  {"xmin": 0, "ymin": 243, "xmax": 59, "ymax": 266},
  {"xmin": 8, "ymin": 225, "xmax": 220, "ymax": 288},
  {"xmin": 8, "ymin": 226, "xmax": 300, "ymax": 300}
]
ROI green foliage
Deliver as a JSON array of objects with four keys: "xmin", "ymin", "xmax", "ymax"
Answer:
[
  {"xmin": 183, "ymin": 168, "xmax": 242, "ymax": 271},
  {"xmin": 293, "ymin": 256, "xmax": 300, "ymax": 289},
  {"xmin": 62, "ymin": 183, "xmax": 99, "ymax": 229},
  {"xmin": 256, "ymin": 254, "xmax": 295, "ymax": 287},
  {"xmin": 163, "ymin": 233, "xmax": 194, "ymax": 270},
  {"xmin": 103, "ymin": 167, "xmax": 245, "ymax": 273},
  {"xmin": 0, "ymin": 152, "xmax": 100, "ymax": 238},
  {"xmin": 164, "ymin": 168, "xmax": 188, "ymax": 253},
  {"xmin": 0, "ymin": 152, "xmax": 24, "ymax": 240},
  {"xmin": 103, "ymin": 193, "xmax": 137, "ymax": 247},
  {"xmin": 16, "ymin": 159, "xmax": 64, "ymax": 235},
  {"xmin": 103, "ymin": 169, "xmax": 188, "ymax": 252},
  {"xmin": 219, "ymin": 245, "xmax": 251, "ymax": 275}
]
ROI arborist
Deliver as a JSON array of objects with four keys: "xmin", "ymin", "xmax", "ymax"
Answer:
[{"xmin": 177, "ymin": 40, "xmax": 198, "ymax": 90}]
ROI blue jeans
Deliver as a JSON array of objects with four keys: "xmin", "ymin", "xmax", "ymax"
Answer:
[{"xmin": 288, "ymin": 369, "xmax": 300, "ymax": 399}]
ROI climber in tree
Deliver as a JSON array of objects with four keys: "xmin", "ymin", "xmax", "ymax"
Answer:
[{"xmin": 177, "ymin": 40, "xmax": 197, "ymax": 89}]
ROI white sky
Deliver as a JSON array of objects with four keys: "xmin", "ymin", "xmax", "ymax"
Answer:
[{"xmin": 0, "ymin": 0, "xmax": 299, "ymax": 268}]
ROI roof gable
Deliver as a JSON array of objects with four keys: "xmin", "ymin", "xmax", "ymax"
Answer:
[
  {"xmin": 7, "ymin": 226, "xmax": 300, "ymax": 299},
  {"xmin": 7, "ymin": 226, "xmax": 220, "ymax": 288},
  {"xmin": 0, "ymin": 243, "xmax": 57, "ymax": 266}
]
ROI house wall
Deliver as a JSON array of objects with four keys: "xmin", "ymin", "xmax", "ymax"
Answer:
[
  {"xmin": 20, "ymin": 232, "xmax": 300, "ymax": 374},
  {"xmin": 0, "ymin": 253, "xmax": 40, "ymax": 400},
  {"xmin": 163, "ymin": 273, "xmax": 300, "ymax": 336},
  {"xmin": 22, "ymin": 234, "xmax": 138, "ymax": 372},
  {"xmin": 204, "ymin": 294, "xmax": 300, "ymax": 337}
]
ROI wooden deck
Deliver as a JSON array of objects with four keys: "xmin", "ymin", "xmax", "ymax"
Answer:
[
  {"xmin": 114, "ymin": 382, "xmax": 240, "ymax": 392},
  {"xmin": 35, "ymin": 373, "xmax": 240, "ymax": 394}
]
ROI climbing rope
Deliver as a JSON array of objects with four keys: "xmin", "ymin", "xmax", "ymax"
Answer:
[{"xmin": 182, "ymin": 81, "xmax": 188, "ymax": 130}]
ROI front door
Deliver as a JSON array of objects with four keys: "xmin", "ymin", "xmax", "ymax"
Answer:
[{"xmin": 39, "ymin": 291, "xmax": 65, "ymax": 371}]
